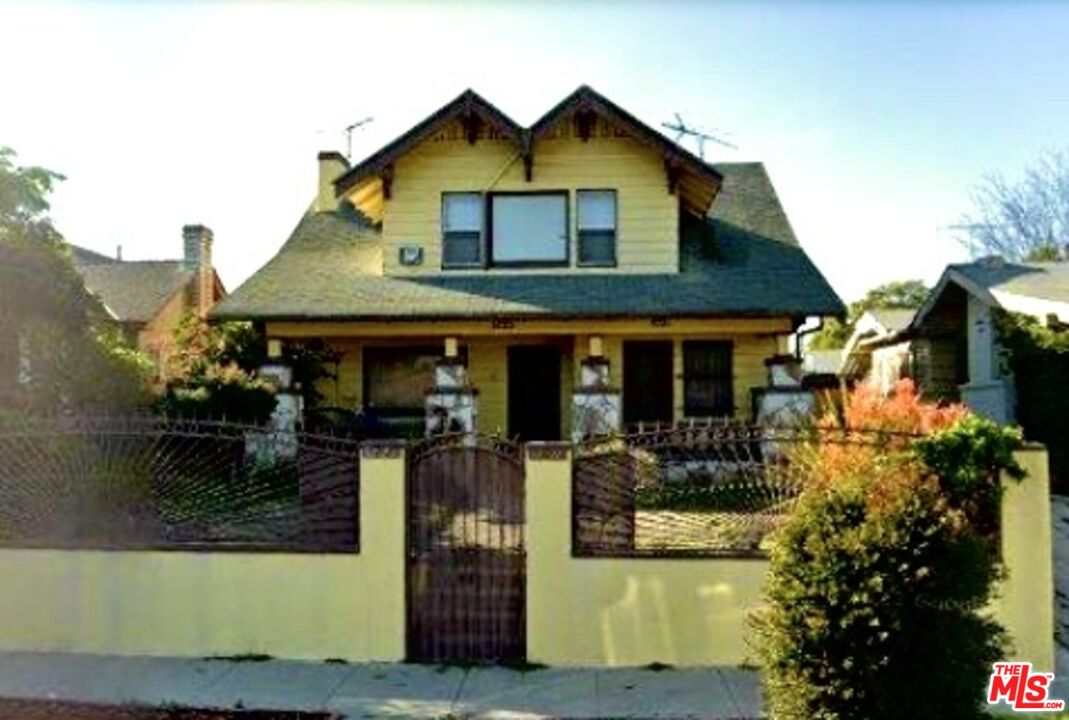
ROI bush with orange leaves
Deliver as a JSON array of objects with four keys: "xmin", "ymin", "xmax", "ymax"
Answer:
[{"xmin": 753, "ymin": 379, "xmax": 1024, "ymax": 720}]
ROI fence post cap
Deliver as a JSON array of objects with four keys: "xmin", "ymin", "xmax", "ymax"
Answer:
[
  {"xmin": 525, "ymin": 441, "xmax": 571, "ymax": 461},
  {"xmin": 359, "ymin": 438, "xmax": 407, "ymax": 459}
]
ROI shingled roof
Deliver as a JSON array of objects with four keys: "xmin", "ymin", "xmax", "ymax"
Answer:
[
  {"xmin": 72, "ymin": 250, "xmax": 195, "ymax": 323},
  {"xmin": 212, "ymin": 163, "xmax": 844, "ymax": 321},
  {"xmin": 913, "ymin": 258, "xmax": 1069, "ymax": 326}
]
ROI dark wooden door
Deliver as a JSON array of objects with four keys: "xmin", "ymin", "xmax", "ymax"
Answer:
[
  {"xmin": 623, "ymin": 340, "xmax": 674, "ymax": 426},
  {"xmin": 507, "ymin": 345, "xmax": 561, "ymax": 440},
  {"xmin": 407, "ymin": 437, "xmax": 525, "ymax": 663}
]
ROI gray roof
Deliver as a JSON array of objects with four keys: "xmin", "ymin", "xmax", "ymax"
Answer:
[
  {"xmin": 212, "ymin": 162, "xmax": 845, "ymax": 321},
  {"xmin": 72, "ymin": 250, "xmax": 194, "ymax": 323},
  {"xmin": 867, "ymin": 308, "xmax": 916, "ymax": 334},
  {"xmin": 951, "ymin": 260, "xmax": 1069, "ymax": 304}
]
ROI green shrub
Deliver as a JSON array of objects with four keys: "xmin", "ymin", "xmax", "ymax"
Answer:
[
  {"xmin": 993, "ymin": 310, "xmax": 1069, "ymax": 494},
  {"xmin": 752, "ymin": 398, "xmax": 1024, "ymax": 719}
]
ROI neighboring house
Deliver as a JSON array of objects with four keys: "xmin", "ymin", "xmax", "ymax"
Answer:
[
  {"xmin": 212, "ymin": 86, "xmax": 844, "ymax": 439},
  {"xmin": 72, "ymin": 225, "xmax": 226, "ymax": 375},
  {"xmin": 838, "ymin": 308, "xmax": 917, "ymax": 394},
  {"xmin": 906, "ymin": 257, "xmax": 1069, "ymax": 423},
  {"xmin": 802, "ymin": 348, "xmax": 844, "ymax": 376}
]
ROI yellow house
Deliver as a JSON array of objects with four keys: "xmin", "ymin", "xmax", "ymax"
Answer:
[{"xmin": 213, "ymin": 86, "xmax": 844, "ymax": 439}]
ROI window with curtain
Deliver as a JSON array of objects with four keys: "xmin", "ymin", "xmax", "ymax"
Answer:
[
  {"xmin": 441, "ymin": 192, "xmax": 483, "ymax": 268},
  {"xmin": 683, "ymin": 341, "xmax": 734, "ymax": 418},
  {"xmin": 577, "ymin": 190, "xmax": 617, "ymax": 266},
  {"xmin": 489, "ymin": 193, "xmax": 568, "ymax": 265}
]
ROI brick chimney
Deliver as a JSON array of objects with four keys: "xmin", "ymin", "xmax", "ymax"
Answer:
[
  {"xmin": 182, "ymin": 224, "xmax": 214, "ymax": 318},
  {"xmin": 314, "ymin": 151, "xmax": 350, "ymax": 213}
]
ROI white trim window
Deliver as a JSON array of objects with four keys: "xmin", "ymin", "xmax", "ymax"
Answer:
[
  {"xmin": 577, "ymin": 190, "xmax": 617, "ymax": 267},
  {"xmin": 441, "ymin": 192, "xmax": 484, "ymax": 268},
  {"xmin": 489, "ymin": 193, "xmax": 569, "ymax": 266}
]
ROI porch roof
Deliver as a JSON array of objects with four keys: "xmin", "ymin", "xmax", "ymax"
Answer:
[{"xmin": 211, "ymin": 163, "xmax": 844, "ymax": 322}]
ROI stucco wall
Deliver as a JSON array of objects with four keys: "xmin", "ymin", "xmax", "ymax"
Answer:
[
  {"xmin": 0, "ymin": 449, "xmax": 406, "ymax": 662},
  {"xmin": 526, "ymin": 445, "xmax": 767, "ymax": 667},
  {"xmin": 525, "ymin": 446, "xmax": 1055, "ymax": 669},
  {"xmin": 0, "ymin": 444, "xmax": 1048, "ymax": 670}
]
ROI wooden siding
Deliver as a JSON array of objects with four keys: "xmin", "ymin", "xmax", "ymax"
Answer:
[{"xmin": 381, "ymin": 118, "xmax": 678, "ymax": 275}]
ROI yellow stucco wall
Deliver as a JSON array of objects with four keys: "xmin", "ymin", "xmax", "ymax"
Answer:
[
  {"xmin": 525, "ymin": 446, "xmax": 768, "ymax": 667},
  {"xmin": 0, "ymin": 449, "xmax": 406, "ymax": 662},
  {"xmin": 0, "ymin": 444, "xmax": 1053, "ymax": 670},
  {"xmin": 526, "ymin": 447, "xmax": 1056, "ymax": 669},
  {"xmin": 380, "ymin": 118, "xmax": 678, "ymax": 275}
]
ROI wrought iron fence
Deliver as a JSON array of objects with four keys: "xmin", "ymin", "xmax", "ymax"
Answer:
[
  {"xmin": 573, "ymin": 423, "xmax": 918, "ymax": 558},
  {"xmin": 0, "ymin": 416, "xmax": 361, "ymax": 552}
]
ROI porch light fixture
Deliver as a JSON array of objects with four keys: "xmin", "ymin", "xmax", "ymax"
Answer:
[{"xmin": 589, "ymin": 335, "xmax": 604, "ymax": 357}]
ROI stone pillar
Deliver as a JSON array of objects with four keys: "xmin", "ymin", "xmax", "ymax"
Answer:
[
  {"xmin": 425, "ymin": 350, "xmax": 478, "ymax": 436},
  {"xmin": 754, "ymin": 354, "xmax": 816, "ymax": 428},
  {"xmin": 571, "ymin": 350, "xmax": 621, "ymax": 442}
]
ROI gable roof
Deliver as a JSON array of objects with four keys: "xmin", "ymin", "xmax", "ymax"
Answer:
[
  {"xmin": 332, "ymin": 85, "xmax": 723, "ymax": 217},
  {"xmin": 913, "ymin": 259, "xmax": 1069, "ymax": 326},
  {"xmin": 838, "ymin": 307, "xmax": 918, "ymax": 376},
  {"xmin": 74, "ymin": 258, "xmax": 195, "ymax": 323},
  {"xmin": 212, "ymin": 162, "xmax": 844, "ymax": 322},
  {"xmin": 333, "ymin": 89, "xmax": 526, "ymax": 197},
  {"xmin": 529, "ymin": 85, "xmax": 722, "ymax": 210},
  {"xmin": 867, "ymin": 308, "xmax": 916, "ymax": 335}
]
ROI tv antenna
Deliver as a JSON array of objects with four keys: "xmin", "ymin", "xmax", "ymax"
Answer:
[
  {"xmin": 344, "ymin": 117, "xmax": 374, "ymax": 160},
  {"xmin": 661, "ymin": 113, "xmax": 737, "ymax": 159}
]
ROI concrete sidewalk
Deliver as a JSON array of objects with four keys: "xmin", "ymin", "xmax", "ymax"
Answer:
[{"xmin": 0, "ymin": 652, "xmax": 764, "ymax": 718}]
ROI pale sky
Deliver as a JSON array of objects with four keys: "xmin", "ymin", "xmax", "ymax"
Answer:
[{"xmin": 2, "ymin": 0, "xmax": 1068, "ymax": 303}]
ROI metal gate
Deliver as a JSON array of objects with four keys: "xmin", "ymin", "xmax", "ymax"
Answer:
[{"xmin": 406, "ymin": 434, "xmax": 525, "ymax": 663}]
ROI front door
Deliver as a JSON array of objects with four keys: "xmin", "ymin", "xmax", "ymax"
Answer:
[
  {"xmin": 623, "ymin": 340, "xmax": 674, "ymax": 426},
  {"xmin": 507, "ymin": 345, "xmax": 561, "ymax": 440}
]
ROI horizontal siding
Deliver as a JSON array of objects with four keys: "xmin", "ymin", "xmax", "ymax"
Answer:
[{"xmin": 383, "ymin": 119, "xmax": 678, "ymax": 275}]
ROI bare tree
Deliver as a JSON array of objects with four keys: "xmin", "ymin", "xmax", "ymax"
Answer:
[{"xmin": 956, "ymin": 149, "xmax": 1069, "ymax": 262}]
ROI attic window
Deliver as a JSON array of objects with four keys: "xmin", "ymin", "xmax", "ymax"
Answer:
[
  {"xmin": 577, "ymin": 190, "xmax": 617, "ymax": 267},
  {"xmin": 441, "ymin": 192, "xmax": 484, "ymax": 268}
]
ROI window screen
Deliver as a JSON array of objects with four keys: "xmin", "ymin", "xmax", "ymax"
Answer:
[
  {"xmin": 683, "ymin": 341, "xmax": 734, "ymax": 418},
  {"xmin": 490, "ymin": 194, "xmax": 568, "ymax": 264},
  {"xmin": 442, "ymin": 193, "xmax": 483, "ymax": 267},
  {"xmin": 577, "ymin": 190, "xmax": 617, "ymax": 266}
]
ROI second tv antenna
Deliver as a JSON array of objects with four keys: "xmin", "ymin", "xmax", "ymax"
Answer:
[{"xmin": 661, "ymin": 113, "xmax": 737, "ymax": 160}]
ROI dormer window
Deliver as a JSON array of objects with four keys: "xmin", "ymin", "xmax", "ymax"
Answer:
[
  {"xmin": 441, "ymin": 192, "xmax": 484, "ymax": 268},
  {"xmin": 577, "ymin": 190, "xmax": 617, "ymax": 267},
  {"xmin": 489, "ymin": 192, "xmax": 569, "ymax": 266}
]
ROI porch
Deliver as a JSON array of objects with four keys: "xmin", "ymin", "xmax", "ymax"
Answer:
[{"xmin": 267, "ymin": 317, "xmax": 793, "ymax": 440}]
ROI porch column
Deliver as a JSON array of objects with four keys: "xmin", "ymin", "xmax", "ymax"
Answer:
[
  {"xmin": 571, "ymin": 335, "xmax": 621, "ymax": 441},
  {"xmin": 425, "ymin": 337, "xmax": 479, "ymax": 435}
]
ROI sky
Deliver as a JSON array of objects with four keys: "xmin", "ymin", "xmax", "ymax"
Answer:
[{"xmin": 1, "ymin": 0, "xmax": 1068, "ymax": 303}]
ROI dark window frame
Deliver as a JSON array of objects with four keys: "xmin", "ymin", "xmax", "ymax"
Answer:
[
  {"xmin": 576, "ymin": 188, "xmax": 618, "ymax": 268},
  {"xmin": 440, "ymin": 192, "xmax": 485, "ymax": 269},
  {"xmin": 487, "ymin": 190, "xmax": 571, "ymax": 268},
  {"xmin": 682, "ymin": 340, "xmax": 734, "ymax": 418}
]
